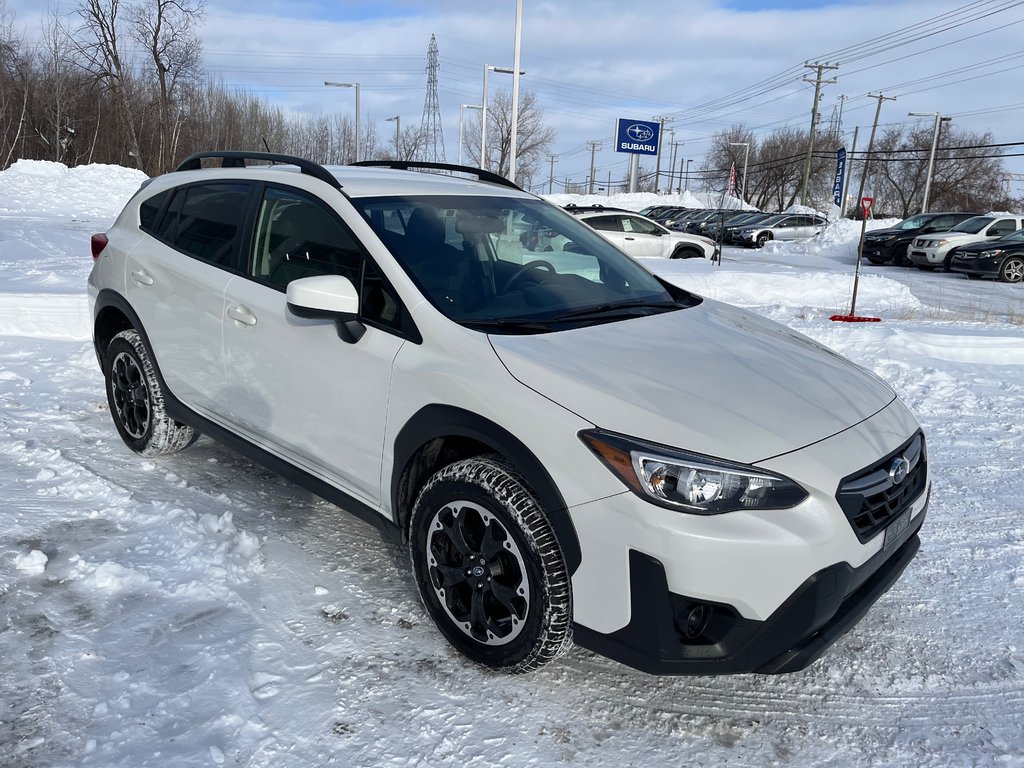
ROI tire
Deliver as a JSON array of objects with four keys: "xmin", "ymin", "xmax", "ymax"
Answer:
[
  {"xmin": 942, "ymin": 249, "xmax": 958, "ymax": 272},
  {"xmin": 999, "ymin": 256, "xmax": 1024, "ymax": 283},
  {"xmin": 104, "ymin": 329, "xmax": 198, "ymax": 456},
  {"xmin": 409, "ymin": 455, "xmax": 572, "ymax": 674},
  {"xmin": 671, "ymin": 246, "xmax": 701, "ymax": 259},
  {"xmin": 915, "ymin": 264, "xmax": 935, "ymax": 271},
  {"xmin": 867, "ymin": 257, "xmax": 884, "ymax": 265},
  {"xmin": 755, "ymin": 232, "xmax": 771, "ymax": 248}
]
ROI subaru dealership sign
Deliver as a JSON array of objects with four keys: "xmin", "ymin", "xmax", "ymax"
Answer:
[{"xmin": 615, "ymin": 118, "xmax": 660, "ymax": 156}]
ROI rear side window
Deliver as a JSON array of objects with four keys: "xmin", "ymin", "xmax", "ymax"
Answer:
[
  {"xmin": 586, "ymin": 215, "xmax": 623, "ymax": 232},
  {"xmin": 173, "ymin": 183, "xmax": 251, "ymax": 268},
  {"xmin": 139, "ymin": 190, "xmax": 171, "ymax": 233}
]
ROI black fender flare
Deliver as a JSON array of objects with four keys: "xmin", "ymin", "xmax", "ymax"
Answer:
[{"xmin": 393, "ymin": 404, "xmax": 582, "ymax": 575}]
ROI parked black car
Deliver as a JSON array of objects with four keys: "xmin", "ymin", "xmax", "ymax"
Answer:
[
  {"xmin": 684, "ymin": 209, "xmax": 751, "ymax": 236},
  {"xmin": 948, "ymin": 228, "xmax": 1024, "ymax": 282},
  {"xmin": 717, "ymin": 212, "xmax": 773, "ymax": 240},
  {"xmin": 861, "ymin": 212, "xmax": 976, "ymax": 266}
]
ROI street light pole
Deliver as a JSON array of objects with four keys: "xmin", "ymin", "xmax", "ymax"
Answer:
[
  {"xmin": 459, "ymin": 104, "xmax": 482, "ymax": 165},
  {"xmin": 908, "ymin": 111, "xmax": 952, "ymax": 213},
  {"xmin": 325, "ymin": 81, "xmax": 360, "ymax": 162},
  {"xmin": 386, "ymin": 115, "xmax": 400, "ymax": 159},
  {"xmin": 508, "ymin": 0, "xmax": 524, "ymax": 184},
  {"xmin": 729, "ymin": 142, "xmax": 750, "ymax": 204},
  {"xmin": 480, "ymin": 64, "xmax": 525, "ymax": 172},
  {"xmin": 685, "ymin": 159, "xmax": 693, "ymax": 192}
]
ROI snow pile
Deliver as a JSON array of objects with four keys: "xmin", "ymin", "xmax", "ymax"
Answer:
[{"xmin": 0, "ymin": 159, "xmax": 147, "ymax": 219}]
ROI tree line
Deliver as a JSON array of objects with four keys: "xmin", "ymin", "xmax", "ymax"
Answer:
[
  {"xmin": 698, "ymin": 123, "xmax": 1018, "ymax": 216},
  {"xmin": 0, "ymin": 0, "xmax": 556, "ymax": 186}
]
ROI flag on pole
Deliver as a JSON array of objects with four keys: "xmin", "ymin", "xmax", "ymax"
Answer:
[
  {"xmin": 728, "ymin": 162, "xmax": 737, "ymax": 197},
  {"xmin": 832, "ymin": 148, "xmax": 847, "ymax": 206}
]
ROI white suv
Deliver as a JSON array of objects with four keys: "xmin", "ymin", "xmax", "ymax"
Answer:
[
  {"xmin": 88, "ymin": 152, "xmax": 929, "ymax": 675},
  {"xmin": 565, "ymin": 206, "xmax": 719, "ymax": 260},
  {"xmin": 907, "ymin": 214, "xmax": 1024, "ymax": 271}
]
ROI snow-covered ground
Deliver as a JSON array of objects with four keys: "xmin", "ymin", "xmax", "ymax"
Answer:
[{"xmin": 1, "ymin": 162, "xmax": 1023, "ymax": 767}]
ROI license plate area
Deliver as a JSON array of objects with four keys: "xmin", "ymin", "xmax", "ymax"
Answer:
[{"xmin": 883, "ymin": 508, "xmax": 912, "ymax": 551}]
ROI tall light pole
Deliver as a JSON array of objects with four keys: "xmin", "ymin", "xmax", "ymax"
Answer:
[
  {"xmin": 729, "ymin": 141, "xmax": 749, "ymax": 204},
  {"xmin": 908, "ymin": 111, "xmax": 952, "ymax": 213},
  {"xmin": 459, "ymin": 104, "xmax": 482, "ymax": 165},
  {"xmin": 386, "ymin": 115, "xmax": 400, "ymax": 159},
  {"xmin": 508, "ymin": 0, "xmax": 524, "ymax": 185},
  {"xmin": 325, "ymin": 81, "xmax": 360, "ymax": 162},
  {"xmin": 685, "ymin": 159, "xmax": 693, "ymax": 192},
  {"xmin": 481, "ymin": 64, "xmax": 525, "ymax": 173}
]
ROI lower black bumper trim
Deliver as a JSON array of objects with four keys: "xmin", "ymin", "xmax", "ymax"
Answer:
[{"xmin": 573, "ymin": 507, "xmax": 925, "ymax": 675}]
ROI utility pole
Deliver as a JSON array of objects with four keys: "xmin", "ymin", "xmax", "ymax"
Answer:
[
  {"xmin": 547, "ymin": 154, "xmax": 557, "ymax": 194},
  {"xmin": 652, "ymin": 116, "xmax": 667, "ymax": 193},
  {"xmin": 586, "ymin": 140, "xmax": 601, "ymax": 194},
  {"xmin": 800, "ymin": 61, "xmax": 839, "ymax": 206},
  {"xmin": 855, "ymin": 93, "xmax": 895, "ymax": 214}
]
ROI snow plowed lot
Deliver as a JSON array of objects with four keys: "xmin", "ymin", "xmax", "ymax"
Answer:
[{"xmin": 1, "ymin": 165, "xmax": 1022, "ymax": 767}]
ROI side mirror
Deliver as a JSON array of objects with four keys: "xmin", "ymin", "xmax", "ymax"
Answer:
[{"xmin": 286, "ymin": 274, "xmax": 365, "ymax": 343}]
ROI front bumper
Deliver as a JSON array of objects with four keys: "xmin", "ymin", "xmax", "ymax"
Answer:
[
  {"xmin": 908, "ymin": 246, "xmax": 946, "ymax": 266},
  {"xmin": 949, "ymin": 252, "xmax": 1004, "ymax": 277},
  {"xmin": 862, "ymin": 241, "xmax": 897, "ymax": 263},
  {"xmin": 574, "ymin": 504, "xmax": 925, "ymax": 674}
]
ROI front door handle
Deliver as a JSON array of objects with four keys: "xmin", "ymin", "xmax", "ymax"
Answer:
[
  {"xmin": 624, "ymin": 236, "xmax": 635, "ymax": 241},
  {"xmin": 130, "ymin": 269, "xmax": 154, "ymax": 286},
  {"xmin": 227, "ymin": 305, "xmax": 257, "ymax": 327}
]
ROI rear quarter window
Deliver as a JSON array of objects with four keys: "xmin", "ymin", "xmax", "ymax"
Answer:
[{"xmin": 139, "ymin": 189, "xmax": 172, "ymax": 234}]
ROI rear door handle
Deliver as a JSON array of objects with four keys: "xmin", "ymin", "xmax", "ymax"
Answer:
[
  {"xmin": 130, "ymin": 269, "xmax": 154, "ymax": 286},
  {"xmin": 624, "ymin": 236, "xmax": 635, "ymax": 241},
  {"xmin": 227, "ymin": 305, "xmax": 257, "ymax": 327}
]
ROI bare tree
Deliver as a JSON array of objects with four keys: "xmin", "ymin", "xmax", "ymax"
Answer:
[
  {"xmin": 71, "ymin": 0, "xmax": 143, "ymax": 169},
  {"xmin": 464, "ymin": 89, "xmax": 554, "ymax": 187},
  {"xmin": 128, "ymin": 0, "xmax": 204, "ymax": 172}
]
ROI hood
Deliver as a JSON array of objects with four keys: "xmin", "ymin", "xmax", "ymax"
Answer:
[
  {"xmin": 864, "ymin": 227, "xmax": 909, "ymax": 240},
  {"xmin": 917, "ymin": 231, "xmax": 978, "ymax": 242},
  {"xmin": 489, "ymin": 300, "xmax": 896, "ymax": 464},
  {"xmin": 957, "ymin": 237, "xmax": 1024, "ymax": 254}
]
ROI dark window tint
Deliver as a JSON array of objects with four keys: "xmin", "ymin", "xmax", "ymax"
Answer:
[
  {"xmin": 173, "ymin": 183, "xmax": 250, "ymax": 268},
  {"xmin": 586, "ymin": 215, "xmax": 623, "ymax": 232},
  {"xmin": 139, "ymin": 189, "xmax": 171, "ymax": 233},
  {"xmin": 928, "ymin": 215, "xmax": 958, "ymax": 230},
  {"xmin": 155, "ymin": 188, "xmax": 185, "ymax": 242},
  {"xmin": 989, "ymin": 219, "xmax": 1018, "ymax": 236}
]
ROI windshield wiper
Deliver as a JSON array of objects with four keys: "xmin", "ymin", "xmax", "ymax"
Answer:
[
  {"xmin": 458, "ymin": 318, "xmax": 556, "ymax": 334},
  {"xmin": 549, "ymin": 299, "xmax": 679, "ymax": 321}
]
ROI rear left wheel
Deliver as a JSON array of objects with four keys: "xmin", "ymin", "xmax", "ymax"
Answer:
[
  {"xmin": 104, "ymin": 329, "xmax": 197, "ymax": 456},
  {"xmin": 409, "ymin": 456, "xmax": 572, "ymax": 673}
]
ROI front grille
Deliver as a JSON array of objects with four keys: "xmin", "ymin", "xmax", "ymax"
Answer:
[{"xmin": 836, "ymin": 432, "xmax": 927, "ymax": 544}]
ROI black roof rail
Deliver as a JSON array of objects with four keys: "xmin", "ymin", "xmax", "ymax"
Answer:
[
  {"xmin": 175, "ymin": 151, "xmax": 342, "ymax": 190},
  {"xmin": 350, "ymin": 160, "xmax": 521, "ymax": 191}
]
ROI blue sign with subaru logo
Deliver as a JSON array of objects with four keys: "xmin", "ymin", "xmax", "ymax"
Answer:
[{"xmin": 615, "ymin": 118, "xmax": 660, "ymax": 156}]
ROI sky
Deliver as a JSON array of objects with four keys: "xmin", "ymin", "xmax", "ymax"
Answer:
[{"xmin": 6, "ymin": 0, "xmax": 1024, "ymax": 196}]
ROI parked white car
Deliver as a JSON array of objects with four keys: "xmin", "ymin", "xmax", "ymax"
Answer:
[
  {"xmin": 907, "ymin": 214, "xmax": 1024, "ymax": 271},
  {"xmin": 88, "ymin": 153, "xmax": 929, "ymax": 675},
  {"xmin": 565, "ymin": 206, "xmax": 719, "ymax": 260}
]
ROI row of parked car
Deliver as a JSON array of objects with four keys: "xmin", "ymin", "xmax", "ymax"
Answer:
[
  {"xmin": 639, "ymin": 206, "xmax": 829, "ymax": 248},
  {"xmin": 861, "ymin": 211, "xmax": 1024, "ymax": 283}
]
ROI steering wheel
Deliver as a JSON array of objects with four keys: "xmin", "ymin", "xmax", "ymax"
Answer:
[{"xmin": 500, "ymin": 259, "xmax": 556, "ymax": 293}]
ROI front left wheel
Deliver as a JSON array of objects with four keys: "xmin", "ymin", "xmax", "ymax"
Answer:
[
  {"xmin": 409, "ymin": 456, "xmax": 572, "ymax": 674},
  {"xmin": 999, "ymin": 256, "xmax": 1024, "ymax": 283},
  {"xmin": 104, "ymin": 329, "xmax": 198, "ymax": 456}
]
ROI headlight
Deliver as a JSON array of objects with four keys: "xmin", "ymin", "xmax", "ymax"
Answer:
[
  {"xmin": 932, "ymin": 239, "xmax": 948, "ymax": 247},
  {"xmin": 580, "ymin": 430, "xmax": 808, "ymax": 514},
  {"xmin": 980, "ymin": 249, "xmax": 1004, "ymax": 258}
]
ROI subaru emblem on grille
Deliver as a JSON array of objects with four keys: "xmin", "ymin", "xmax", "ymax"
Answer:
[{"xmin": 889, "ymin": 456, "xmax": 910, "ymax": 485}]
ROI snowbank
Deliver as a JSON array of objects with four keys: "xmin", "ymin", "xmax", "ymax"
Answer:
[{"xmin": 0, "ymin": 159, "xmax": 147, "ymax": 219}]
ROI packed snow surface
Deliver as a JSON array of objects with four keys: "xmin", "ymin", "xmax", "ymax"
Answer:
[{"xmin": 1, "ymin": 165, "xmax": 1023, "ymax": 767}]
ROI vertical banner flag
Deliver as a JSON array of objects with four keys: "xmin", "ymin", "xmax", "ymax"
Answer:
[
  {"xmin": 833, "ymin": 147, "xmax": 847, "ymax": 206},
  {"xmin": 728, "ymin": 162, "xmax": 737, "ymax": 197}
]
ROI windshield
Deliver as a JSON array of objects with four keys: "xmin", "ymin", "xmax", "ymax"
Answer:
[
  {"xmin": 952, "ymin": 216, "xmax": 993, "ymax": 234},
  {"xmin": 353, "ymin": 195, "xmax": 690, "ymax": 332},
  {"xmin": 897, "ymin": 215, "xmax": 931, "ymax": 230},
  {"xmin": 756, "ymin": 214, "xmax": 787, "ymax": 227}
]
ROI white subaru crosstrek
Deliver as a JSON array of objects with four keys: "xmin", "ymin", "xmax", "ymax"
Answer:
[{"xmin": 88, "ymin": 152, "xmax": 929, "ymax": 675}]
